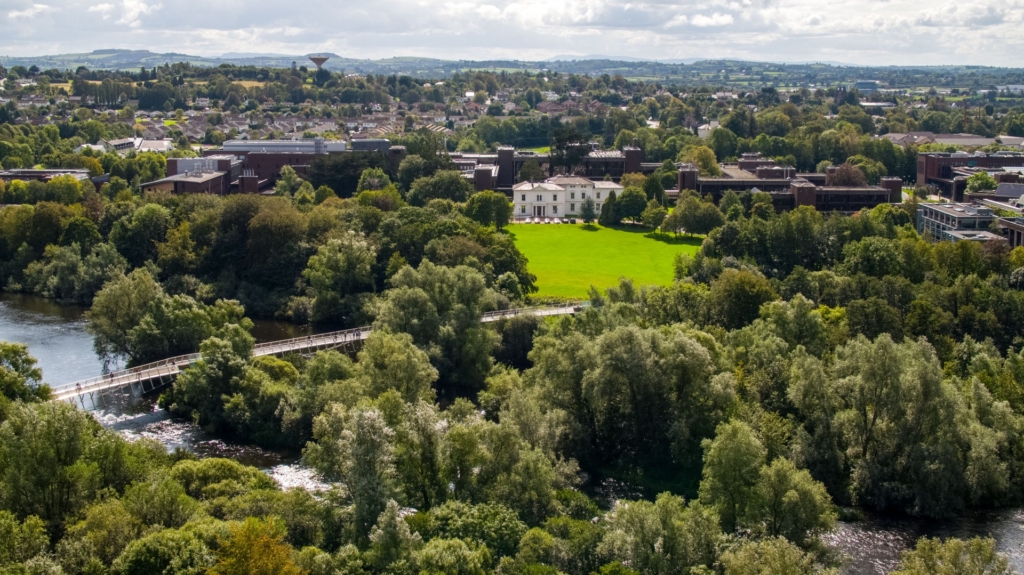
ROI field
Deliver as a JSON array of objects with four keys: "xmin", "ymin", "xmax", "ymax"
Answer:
[{"xmin": 508, "ymin": 223, "xmax": 702, "ymax": 299}]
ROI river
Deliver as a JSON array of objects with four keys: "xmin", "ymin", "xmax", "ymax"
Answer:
[{"xmin": 1, "ymin": 293, "xmax": 1022, "ymax": 573}]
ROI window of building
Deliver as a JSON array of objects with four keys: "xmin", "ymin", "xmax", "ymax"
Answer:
[
  {"xmin": 597, "ymin": 192, "xmax": 601, "ymax": 199},
  {"xmin": 553, "ymin": 206, "xmax": 558, "ymax": 214},
  {"xmin": 570, "ymin": 203, "xmax": 576, "ymax": 211},
  {"xmin": 571, "ymin": 192, "xmax": 575, "ymax": 199},
  {"xmin": 521, "ymin": 194, "xmax": 525, "ymax": 201},
  {"xmin": 521, "ymin": 206, "xmax": 526, "ymax": 214},
  {"xmin": 536, "ymin": 194, "xmax": 543, "ymax": 201},
  {"xmin": 553, "ymin": 194, "xmax": 558, "ymax": 201},
  {"xmin": 581, "ymin": 192, "xmax": 586, "ymax": 199}
]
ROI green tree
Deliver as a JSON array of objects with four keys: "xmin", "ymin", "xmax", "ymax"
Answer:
[
  {"xmin": 679, "ymin": 145, "xmax": 722, "ymax": 177},
  {"xmin": 66, "ymin": 499, "xmax": 142, "ymax": 564},
  {"xmin": 847, "ymin": 155, "xmax": 887, "ymax": 185},
  {"xmin": 598, "ymin": 191, "xmax": 619, "ymax": 226},
  {"xmin": 825, "ymin": 163, "xmax": 867, "ymax": 187},
  {"xmin": 615, "ymin": 187, "xmax": 647, "ymax": 223},
  {"xmin": 305, "ymin": 405, "xmax": 397, "ymax": 539},
  {"xmin": 464, "ymin": 190, "xmax": 513, "ymax": 230},
  {"xmin": 415, "ymin": 538, "xmax": 488, "ymax": 575},
  {"xmin": 302, "ymin": 233, "xmax": 377, "ymax": 324},
  {"xmin": 398, "ymin": 155, "xmax": 427, "ymax": 192},
  {"xmin": 356, "ymin": 331, "xmax": 438, "ymax": 402},
  {"xmin": 0, "ymin": 511, "xmax": 48, "ymax": 567},
  {"xmin": 709, "ymin": 128, "xmax": 739, "ymax": 161},
  {"xmin": 60, "ymin": 216, "xmax": 101, "ymax": 254},
  {"xmin": 373, "ymin": 261, "xmax": 499, "ymax": 395},
  {"xmin": 314, "ymin": 185, "xmax": 337, "ymax": 204},
  {"xmin": 518, "ymin": 158, "xmax": 545, "ymax": 183},
  {"xmin": 44, "ymin": 174, "xmax": 84, "ymax": 204},
  {"xmin": 0, "ymin": 402, "xmax": 106, "ymax": 534},
  {"xmin": 368, "ymin": 499, "xmax": 421, "ymax": 571},
  {"xmin": 357, "ymin": 167, "xmax": 392, "ymax": 192},
  {"xmin": 641, "ymin": 200, "xmax": 667, "ymax": 230},
  {"xmin": 0, "ymin": 342, "xmax": 50, "ymax": 419},
  {"xmin": 407, "ymin": 171, "xmax": 474, "ymax": 207},
  {"xmin": 709, "ymin": 269, "xmax": 779, "ymax": 330},
  {"xmin": 598, "ymin": 493, "xmax": 722, "ymax": 575},
  {"xmin": 109, "ymin": 202, "xmax": 171, "ymax": 267},
  {"xmin": 699, "ymin": 421, "xmax": 766, "ymax": 533},
  {"xmin": 744, "ymin": 457, "xmax": 836, "ymax": 547},
  {"xmin": 112, "ymin": 527, "xmax": 214, "ymax": 575},
  {"xmin": 676, "ymin": 196, "xmax": 725, "ymax": 236},
  {"xmin": 643, "ymin": 173, "xmax": 665, "ymax": 204},
  {"xmin": 891, "ymin": 537, "xmax": 1011, "ymax": 575},
  {"xmin": 719, "ymin": 537, "xmax": 825, "ymax": 575},
  {"xmin": 274, "ymin": 165, "xmax": 302, "ymax": 196},
  {"xmin": 965, "ymin": 172, "xmax": 998, "ymax": 194},
  {"xmin": 210, "ymin": 517, "xmax": 300, "ymax": 575},
  {"xmin": 579, "ymin": 197, "xmax": 598, "ymax": 224}
]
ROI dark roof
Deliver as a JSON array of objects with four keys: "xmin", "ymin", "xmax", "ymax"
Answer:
[{"xmin": 994, "ymin": 183, "xmax": 1024, "ymax": 199}]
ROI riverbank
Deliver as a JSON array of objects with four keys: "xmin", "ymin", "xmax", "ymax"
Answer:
[
  {"xmin": 2, "ymin": 292, "xmax": 1023, "ymax": 574},
  {"xmin": 0, "ymin": 292, "xmax": 325, "ymax": 385}
]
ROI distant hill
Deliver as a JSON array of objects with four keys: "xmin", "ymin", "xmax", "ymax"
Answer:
[{"xmin": 3, "ymin": 49, "xmax": 1023, "ymax": 86}]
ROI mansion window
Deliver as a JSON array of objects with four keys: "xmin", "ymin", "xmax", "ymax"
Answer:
[
  {"xmin": 553, "ymin": 206, "xmax": 558, "ymax": 214},
  {"xmin": 521, "ymin": 194, "xmax": 526, "ymax": 201},
  {"xmin": 571, "ymin": 192, "xmax": 576, "ymax": 199},
  {"xmin": 570, "ymin": 203, "xmax": 576, "ymax": 211},
  {"xmin": 553, "ymin": 194, "xmax": 558, "ymax": 201},
  {"xmin": 597, "ymin": 192, "xmax": 601, "ymax": 199},
  {"xmin": 520, "ymin": 206, "xmax": 526, "ymax": 214},
  {"xmin": 536, "ymin": 194, "xmax": 543, "ymax": 201}
]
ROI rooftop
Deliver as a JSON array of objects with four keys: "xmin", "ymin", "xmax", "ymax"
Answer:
[
  {"xmin": 923, "ymin": 203, "xmax": 994, "ymax": 218},
  {"xmin": 513, "ymin": 182, "xmax": 564, "ymax": 191}
]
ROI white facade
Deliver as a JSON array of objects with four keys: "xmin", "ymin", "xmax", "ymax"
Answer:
[{"xmin": 512, "ymin": 177, "xmax": 623, "ymax": 219}]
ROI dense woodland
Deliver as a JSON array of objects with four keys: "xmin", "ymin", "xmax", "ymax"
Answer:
[
  {"xmin": 4, "ymin": 188, "xmax": 1024, "ymax": 572},
  {"xmin": 2, "ymin": 62, "xmax": 1024, "ymax": 573}
]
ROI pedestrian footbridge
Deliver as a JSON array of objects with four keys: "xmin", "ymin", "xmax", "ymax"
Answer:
[{"xmin": 52, "ymin": 304, "xmax": 583, "ymax": 407}]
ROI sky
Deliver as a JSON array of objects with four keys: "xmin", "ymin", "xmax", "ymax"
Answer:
[{"xmin": 2, "ymin": 0, "xmax": 1023, "ymax": 66}]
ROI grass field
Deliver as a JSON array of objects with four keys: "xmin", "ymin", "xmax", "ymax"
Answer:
[{"xmin": 508, "ymin": 223, "xmax": 702, "ymax": 299}]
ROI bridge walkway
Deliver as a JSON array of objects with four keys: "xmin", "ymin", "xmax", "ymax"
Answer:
[{"xmin": 52, "ymin": 304, "xmax": 582, "ymax": 407}]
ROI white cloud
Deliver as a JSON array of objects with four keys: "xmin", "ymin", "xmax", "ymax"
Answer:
[
  {"xmin": 1, "ymin": 0, "xmax": 1024, "ymax": 65},
  {"xmin": 88, "ymin": 3, "xmax": 114, "ymax": 19},
  {"xmin": 7, "ymin": 3, "xmax": 57, "ymax": 19},
  {"xmin": 116, "ymin": 0, "xmax": 159, "ymax": 26},
  {"xmin": 690, "ymin": 12, "xmax": 734, "ymax": 27}
]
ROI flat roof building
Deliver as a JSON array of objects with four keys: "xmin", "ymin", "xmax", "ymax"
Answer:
[
  {"xmin": 917, "ymin": 152, "xmax": 1024, "ymax": 200},
  {"xmin": 917, "ymin": 203, "xmax": 1004, "ymax": 243}
]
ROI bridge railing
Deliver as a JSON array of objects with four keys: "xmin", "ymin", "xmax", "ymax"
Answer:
[
  {"xmin": 479, "ymin": 302, "xmax": 585, "ymax": 322},
  {"xmin": 51, "ymin": 304, "xmax": 585, "ymax": 399},
  {"xmin": 253, "ymin": 326, "xmax": 373, "ymax": 356},
  {"xmin": 51, "ymin": 350, "xmax": 202, "ymax": 398}
]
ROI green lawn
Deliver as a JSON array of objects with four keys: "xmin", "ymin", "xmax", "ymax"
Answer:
[{"xmin": 508, "ymin": 223, "xmax": 703, "ymax": 299}]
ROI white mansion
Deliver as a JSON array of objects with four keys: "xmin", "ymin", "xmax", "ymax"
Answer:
[{"xmin": 512, "ymin": 176, "xmax": 624, "ymax": 219}]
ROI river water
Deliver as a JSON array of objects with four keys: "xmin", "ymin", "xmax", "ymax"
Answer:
[{"xmin": 1, "ymin": 293, "xmax": 1023, "ymax": 573}]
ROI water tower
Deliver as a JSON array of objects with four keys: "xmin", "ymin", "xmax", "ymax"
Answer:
[{"xmin": 309, "ymin": 55, "xmax": 329, "ymax": 70}]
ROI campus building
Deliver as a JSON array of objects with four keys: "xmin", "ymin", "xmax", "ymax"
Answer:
[
  {"xmin": 916, "ymin": 151, "xmax": 1024, "ymax": 200},
  {"xmin": 916, "ymin": 203, "xmax": 1005, "ymax": 243},
  {"xmin": 512, "ymin": 177, "xmax": 623, "ymax": 219},
  {"xmin": 675, "ymin": 153, "xmax": 903, "ymax": 213}
]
